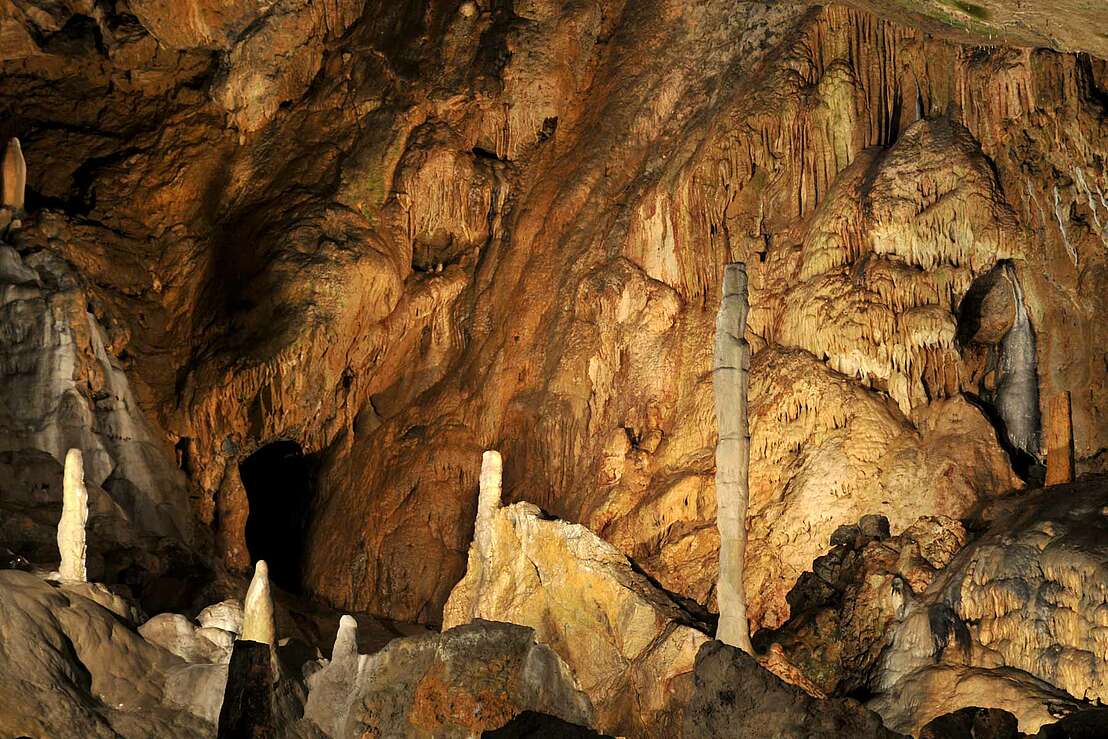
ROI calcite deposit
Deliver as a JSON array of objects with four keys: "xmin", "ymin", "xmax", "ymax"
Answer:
[{"xmin": 1, "ymin": 0, "xmax": 1108, "ymax": 735}]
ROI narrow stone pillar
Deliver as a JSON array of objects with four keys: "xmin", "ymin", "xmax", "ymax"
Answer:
[
  {"xmin": 476, "ymin": 450, "xmax": 502, "ymax": 547},
  {"xmin": 1045, "ymin": 391, "xmax": 1074, "ymax": 486},
  {"xmin": 58, "ymin": 448, "xmax": 89, "ymax": 583},
  {"xmin": 714, "ymin": 263, "xmax": 753, "ymax": 653},
  {"xmin": 332, "ymin": 614, "xmax": 358, "ymax": 667},
  {"xmin": 241, "ymin": 560, "xmax": 276, "ymax": 646},
  {"xmin": 2, "ymin": 138, "xmax": 26, "ymax": 211}
]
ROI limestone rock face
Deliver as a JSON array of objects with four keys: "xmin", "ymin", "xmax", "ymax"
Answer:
[
  {"xmin": 443, "ymin": 501, "xmax": 709, "ymax": 738},
  {"xmin": 343, "ymin": 620, "xmax": 594, "ymax": 738},
  {"xmin": 2, "ymin": 6, "xmax": 1108, "ymax": 737},
  {"xmin": 684, "ymin": 640, "xmax": 902, "ymax": 739},
  {"xmin": 927, "ymin": 476, "xmax": 1108, "ymax": 705},
  {"xmin": 870, "ymin": 665, "xmax": 1082, "ymax": 735},
  {"xmin": 0, "ymin": 245, "xmax": 197, "ymax": 588}
]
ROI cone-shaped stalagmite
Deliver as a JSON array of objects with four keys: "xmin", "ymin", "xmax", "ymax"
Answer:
[
  {"xmin": 2, "ymin": 137, "xmax": 26, "ymax": 211},
  {"xmin": 241, "ymin": 560, "xmax": 276, "ymax": 646},
  {"xmin": 57, "ymin": 449, "xmax": 88, "ymax": 583},
  {"xmin": 714, "ymin": 263, "xmax": 753, "ymax": 653}
]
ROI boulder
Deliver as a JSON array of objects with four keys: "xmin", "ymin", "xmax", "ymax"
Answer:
[
  {"xmin": 683, "ymin": 640, "xmax": 903, "ymax": 738},
  {"xmin": 343, "ymin": 620, "xmax": 594, "ymax": 738}
]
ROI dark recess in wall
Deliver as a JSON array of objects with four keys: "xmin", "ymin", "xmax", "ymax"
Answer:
[{"xmin": 239, "ymin": 440, "xmax": 316, "ymax": 592}]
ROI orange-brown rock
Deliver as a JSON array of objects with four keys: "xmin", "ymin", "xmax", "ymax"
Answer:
[{"xmin": 2, "ymin": 0, "xmax": 1108, "ymax": 663}]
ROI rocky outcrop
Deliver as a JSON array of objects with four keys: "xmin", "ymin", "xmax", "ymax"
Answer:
[
  {"xmin": 870, "ymin": 665, "xmax": 1082, "ymax": 735},
  {"xmin": 684, "ymin": 640, "xmax": 902, "ymax": 738},
  {"xmin": 443, "ymin": 499, "xmax": 709, "ymax": 738},
  {"xmin": 342, "ymin": 620, "xmax": 594, "ymax": 738},
  {"xmin": 0, "ymin": 570, "xmax": 216, "ymax": 738}
]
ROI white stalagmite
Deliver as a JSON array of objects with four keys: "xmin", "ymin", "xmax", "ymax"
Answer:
[
  {"xmin": 241, "ymin": 560, "xmax": 276, "ymax": 645},
  {"xmin": 714, "ymin": 262, "xmax": 754, "ymax": 653},
  {"xmin": 2, "ymin": 137, "xmax": 26, "ymax": 211},
  {"xmin": 476, "ymin": 450, "xmax": 503, "ymax": 548},
  {"xmin": 332, "ymin": 614, "xmax": 358, "ymax": 667},
  {"xmin": 57, "ymin": 448, "xmax": 89, "ymax": 582}
]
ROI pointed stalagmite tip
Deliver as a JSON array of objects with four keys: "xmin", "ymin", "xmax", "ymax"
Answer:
[
  {"xmin": 333, "ymin": 615, "xmax": 358, "ymax": 665},
  {"xmin": 241, "ymin": 559, "xmax": 276, "ymax": 646}
]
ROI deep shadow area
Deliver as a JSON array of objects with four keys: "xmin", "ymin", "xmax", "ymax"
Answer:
[{"xmin": 240, "ymin": 440, "xmax": 315, "ymax": 592}]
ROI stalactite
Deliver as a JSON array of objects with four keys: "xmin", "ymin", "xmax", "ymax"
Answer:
[{"xmin": 996, "ymin": 264, "xmax": 1041, "ymax": 461}]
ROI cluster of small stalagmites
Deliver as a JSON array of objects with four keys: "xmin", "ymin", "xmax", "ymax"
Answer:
[{"xmin": 1, "ymin": 137, "xmax": 26, "ymax": 236}]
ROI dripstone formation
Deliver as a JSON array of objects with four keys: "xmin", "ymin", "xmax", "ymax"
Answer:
[{"xmin": 1, "ymin": 0, "xmax": 1107, "ymax": 737}]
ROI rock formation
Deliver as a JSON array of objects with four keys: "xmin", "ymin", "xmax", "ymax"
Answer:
[
  {"xmin": 1, "ymin": 0, "xmax": 1108, "ymax": 735},
  {"xmin": 2, "ymin": 137, "xmax": 25, "ymax": 212},
  {"xmin": 304, "ymin": 614, "xmax": 363, "ymax": 737},
  {"xmin": 713, "ymin": 262, "xmax": 753, "ymax": 652},
  {"xmin": 241, "ymin": 560, "xmax": 275, "ymax": 647},
  {"xmin": 444, "ymin": 497, "xmax": 710, "ymax": 737},
  {"xmin": 57, "ymin": 448, "xmax": 89, "ymax": 583},
  {"xmin": 343, "ymin": 621, "xmax": 594, "ymax": 738},
  {"xmin": 684, "ymin": 640, "xmax": 901, "ymax": 739}
]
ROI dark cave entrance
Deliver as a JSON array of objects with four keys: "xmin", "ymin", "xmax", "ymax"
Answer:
[{"xmin": 240, "ymin": 440, "xmax": 315, "ymax": 592}]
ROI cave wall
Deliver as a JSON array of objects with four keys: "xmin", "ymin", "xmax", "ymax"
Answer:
[{"xmin": 1, "ymin": 0, "xmax": 1105, "ymax": 629}]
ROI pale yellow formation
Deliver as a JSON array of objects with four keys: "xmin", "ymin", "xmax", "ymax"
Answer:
[
  {"xmin": 443, "ymin": 500, "xmax": 709, "ymax": 738},
  {"xmin": 57, "ymin": 449, "xmax": 88, "ymax": 583},
  {"xmin": 241, "ymin": 560, "xmax": 275, "ymax": 646}
]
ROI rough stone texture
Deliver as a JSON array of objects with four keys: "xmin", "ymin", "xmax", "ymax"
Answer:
[
  {"xmin": 216, "ymin": 640, "xmax": 276, "ymax": 739},
  {"xmin": 870, "ymin": 665, "xmax": 1082, "ymax": 735},
  {"xmin": 684, "ymin": 640, "xmax": 903, "ymax": 739},
  {"xmin": 303, "ymin": 614, "xmax": 363, "ymax": 737},
  {"xmin": 0, "ymin": 242, "xmax": 199, "ymax": 593},
  {"xmin": 3, "ymin": 0, "xmax": 1105, "ymax": 640},
  {"xmin": 919, "ymin": 706, "xmax": 1021, "ymax": 739},
  {"xmin": 921, "ymin": 476, "xmax": 1108, "ymax": 706},
  {"xmin": 0, "ymin": 570, "xmax": 216, "ymax": 738},
  {"xmin": 761, "ymin": 514, "xmax": 969, "ymax": 696},
  {"xmin": 343, "ymin": 620, "xmax": 595, "ymax": 738},
  {"xmin": 443, "ymin": 500, "xmax": 709, "ymax": 738},
  {"xmin": 1, "ymin": 0, "xmax": 1108, "ymax": 733}
]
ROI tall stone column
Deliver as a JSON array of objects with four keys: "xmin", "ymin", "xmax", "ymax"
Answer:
[
  {"xmin": 714, "ymin": 263, "xmax": 753, "ymax": 653},
  {"xmin": 58, "ymin": 448, "xmax": 89, "ymax": 583}
]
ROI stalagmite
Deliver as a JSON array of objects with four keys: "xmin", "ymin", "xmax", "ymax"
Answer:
[
  {"xmin": 332, "ymin": 614, "xmax": 358, "ymax": 666},
  {"xmin": 476, "ymin": 450, "xmax": 503, "ymax": 548},
  {"xmin": 240, "ymin": 560, "xmax": 276, "ymax": 646},
  {"xmin": 2, "ymin": 137, "xmax": 26, "ymax": 211},
  {"xmin": 714, "ymin": 262, "xmax": 754, "ymax": 653},
  {"xmin": 57, "ymin": 449, "xmax": 88, "ymax": 583},
  {"xmin": 1045, "ymin": 391, "xmax": 1074, "ymax": 485}
]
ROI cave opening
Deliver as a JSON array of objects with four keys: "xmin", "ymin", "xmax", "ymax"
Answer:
[{"xmin": 239, "ymin": 440, "xmax": 316, "ymax": 592}]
